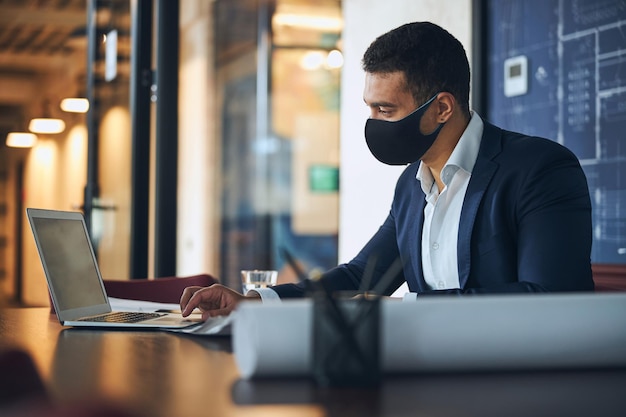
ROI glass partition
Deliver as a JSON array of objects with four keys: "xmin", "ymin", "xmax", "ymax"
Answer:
[
  {"xmin": 89, "ymin": 0, "xmax": 133, "ymax": 280},
  {"xmin": 216, "ymin": 0, "xmax": 342, "ymax": 289}
]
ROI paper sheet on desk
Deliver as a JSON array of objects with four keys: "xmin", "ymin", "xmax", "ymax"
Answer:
[
  {"xmin": 167, "ymin": 314, "xmax": 233, "ymax": 336},
  {"xmin": 232, "ymin": 294, "xmax": 626, "ymax": 378}
]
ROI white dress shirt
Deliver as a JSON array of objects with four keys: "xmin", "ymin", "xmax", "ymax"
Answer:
[{"xmin": 417, "ymin": 112, "xmax": 483, "ymax": 291}]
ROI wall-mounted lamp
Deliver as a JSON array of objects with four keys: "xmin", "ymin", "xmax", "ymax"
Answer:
[
  {"xmin": 28, "ymin": 99, "xmax": 66, "ymax": 134},
  {"xmin": 6, "ymin": 132, "xmax": 38, "ymax": 148},
  {"xmin": 28, "ymin": 118, "xmax": 66, "ymax": 134},
  {"xmin": 60, "ymin": 98, "xmax": 89, "ymax": 113}
]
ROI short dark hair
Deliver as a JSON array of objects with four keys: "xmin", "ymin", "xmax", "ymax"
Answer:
[{"xmin": 362, "ymin": 22, "xmax": 470, "ymax": 115}]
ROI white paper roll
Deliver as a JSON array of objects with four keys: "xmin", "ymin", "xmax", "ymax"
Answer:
[{"xmin": 232, "ymin": 293, "xmax": 626, "ymax": 378}]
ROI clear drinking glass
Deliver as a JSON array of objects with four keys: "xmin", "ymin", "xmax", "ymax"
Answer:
[{"xmin": 240, "ymin": 270, "xmax": 278, "ymax": 293}]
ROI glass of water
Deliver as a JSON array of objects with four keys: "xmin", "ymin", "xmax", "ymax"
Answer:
[{"xmin": 240, "ymin": 270, "xmax": 278, "ymax": 293}]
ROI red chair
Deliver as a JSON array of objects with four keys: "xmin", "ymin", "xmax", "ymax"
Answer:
[
  {"xmin": 592, "ymin": 265, "xmax": 626, "ymax": 292},
  {"xmin": 103, "ymin": 274, "xmax": 219, "ymax": 304}
]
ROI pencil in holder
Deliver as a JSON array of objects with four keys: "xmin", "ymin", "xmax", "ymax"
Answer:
[{"xmin": 311, "ymin": 292, "xmax": 381, "ymax": 387}]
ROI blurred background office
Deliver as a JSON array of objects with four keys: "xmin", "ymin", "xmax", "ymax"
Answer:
[{"xmin": 1, "ymin": 0, "xmax": 624, "ymax": 307}]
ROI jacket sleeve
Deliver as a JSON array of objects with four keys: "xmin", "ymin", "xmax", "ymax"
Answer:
[
  {"xmin": 507, "ymin": 139, "xmax": 594, "ymax": 292},
  {"xmin": 272, "ymin": 213, "xmax": 406, "ymax": 298},
  {"xmin": 436, "ymin": 137, "xmax": 594, "ymax": 295}
]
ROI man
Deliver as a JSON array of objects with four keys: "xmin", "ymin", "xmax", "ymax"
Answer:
[{"xmin": 181, "ymin": 22, "xmax": 593, "ymax": 321}]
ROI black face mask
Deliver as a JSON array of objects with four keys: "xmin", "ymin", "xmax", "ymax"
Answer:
[{"xmin": 364, "ymin": 93, "xmax": 444, "ymax": 165}]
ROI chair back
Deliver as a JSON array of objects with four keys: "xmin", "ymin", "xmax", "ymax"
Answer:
[{"xmin": 103, "ymin": 274, "xmax": 218, "ymax": 304}]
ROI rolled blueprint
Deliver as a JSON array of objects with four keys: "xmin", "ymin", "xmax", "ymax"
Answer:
[{"xmin": 232, "ymin": 293, "xmax": 626, "ymax": 378}]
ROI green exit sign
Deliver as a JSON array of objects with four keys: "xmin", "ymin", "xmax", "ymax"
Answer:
[{"xmin": 308, "ymin": 165, "xmax": 339, "ymax": 192}]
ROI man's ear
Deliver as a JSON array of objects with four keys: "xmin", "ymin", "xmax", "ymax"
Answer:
[{"xmin": 435, "ymin": 92, "xmax": 455, "ymax": 122}]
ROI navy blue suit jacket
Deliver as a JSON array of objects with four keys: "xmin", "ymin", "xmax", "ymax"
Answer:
[{"xmin": 274, "ymin": 121, "xmax": 594, "ymax": 298}]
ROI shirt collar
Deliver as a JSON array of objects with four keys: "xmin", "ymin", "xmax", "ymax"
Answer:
[
  {"xmin": 417, "ymin": 112, "xmax": 484, "ymax": 190},
  {"xmin": 446, "ymin": 111, "xmax": 483, "ymax": 174}
]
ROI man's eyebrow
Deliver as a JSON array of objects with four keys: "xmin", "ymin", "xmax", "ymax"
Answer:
[{"xmin": 364, "ymin": 99, "xmax": 397, "ymax": 108}]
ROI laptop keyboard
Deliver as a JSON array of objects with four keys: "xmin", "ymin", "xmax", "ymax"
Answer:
[{"xmin": 78, "ymin": 311, "xmax": 166, "ymax": 323}]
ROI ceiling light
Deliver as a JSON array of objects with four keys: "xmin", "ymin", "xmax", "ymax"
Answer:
[
  {"xmin": 300, "ymin": 51, "xmax": 325, "ymax": 70},
  {"xmin": 29, "ymin": 98, "xmax": 66, "ymax": 134},
  {"xmin": 29, "ymin": 118, "xmax": 66, "ymax": 134},
  {"xmin": 60, "ymin": 98, "xmax": 89, "ymax": 113},
  {"xmin": 326, "ymin": 50, "xmax": 344, "ymax": 69},
  {"xmin": 273, "ymin": 13, "xmax": 342, "ymax": 32},
  {"xmin": 6, "ymin": 132, "xmax": 37, "ymax": 148}
]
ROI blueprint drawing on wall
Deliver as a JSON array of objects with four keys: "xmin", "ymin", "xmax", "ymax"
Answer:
[{"xmin": 486, "ymin": 0, "xmax": 626, "ymax": 264}]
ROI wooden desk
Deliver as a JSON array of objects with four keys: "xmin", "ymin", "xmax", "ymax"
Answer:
[
  {"xmin": 0, "ymin": 308, "xmax": 323, "ymax": 417},
  {"xmin": 2, "ymin": 307, "xmax": 626, "ymax": 417}
]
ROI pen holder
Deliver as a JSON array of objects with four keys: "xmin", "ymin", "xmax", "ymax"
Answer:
[{"xmin": 311, "ymin": 293, "xmax": 381, "ymax": 387}]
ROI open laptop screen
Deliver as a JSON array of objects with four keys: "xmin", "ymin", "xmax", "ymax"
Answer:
[{"xmin": 31, "ymin": 216, "xmax": 107, "ymax": 311}]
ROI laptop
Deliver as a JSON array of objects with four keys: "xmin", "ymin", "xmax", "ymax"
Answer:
[{"xmin": 27, "ymin": 208, "xmax": 202, "ymax": 329}]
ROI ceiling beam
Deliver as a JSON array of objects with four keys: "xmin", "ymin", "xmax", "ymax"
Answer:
[
  {"xmin": 0, "ymin": 74, "xmax": 36, "ymax": 104},
  {"xmin": 0, "ymin": 6, "xmax": 86, "ymax": 27},
  {"xmin": 0, "ymin": 49, "xmax": 85, "ymax": 72}
]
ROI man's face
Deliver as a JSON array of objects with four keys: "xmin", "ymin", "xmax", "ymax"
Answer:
[{"xmin": 363, "ymin": 71, "xmax": 417, "ymax": 122}]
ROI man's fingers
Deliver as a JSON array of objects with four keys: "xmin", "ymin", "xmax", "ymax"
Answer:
[
  {"xmin": 180, "ymin": 283, "xmax": 242, "ymax": 320},
  {"xmin": 181, "ymin": 286, "xmax": 212, "ymax": 316},
  {"xmin": 180, "ymin": 286, "xmax": 202, "ymax": 313},
  {"xmin": 182, "ymin": 284, "xmax": 227, "ymax": 317}
]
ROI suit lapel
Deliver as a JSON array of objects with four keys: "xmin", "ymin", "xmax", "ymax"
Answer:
[
  {"xmin": 413, "ymin": 195, "xmax": 427, "ymax": 290},
  {"xmin": 456, "ymin": 122, "xmax": 502, "ymax": 288}
]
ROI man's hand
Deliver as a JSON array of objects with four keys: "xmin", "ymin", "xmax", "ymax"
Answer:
[{"xmin": 180, "ymin": 284, "xmax": 259, "ymax": 321}]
